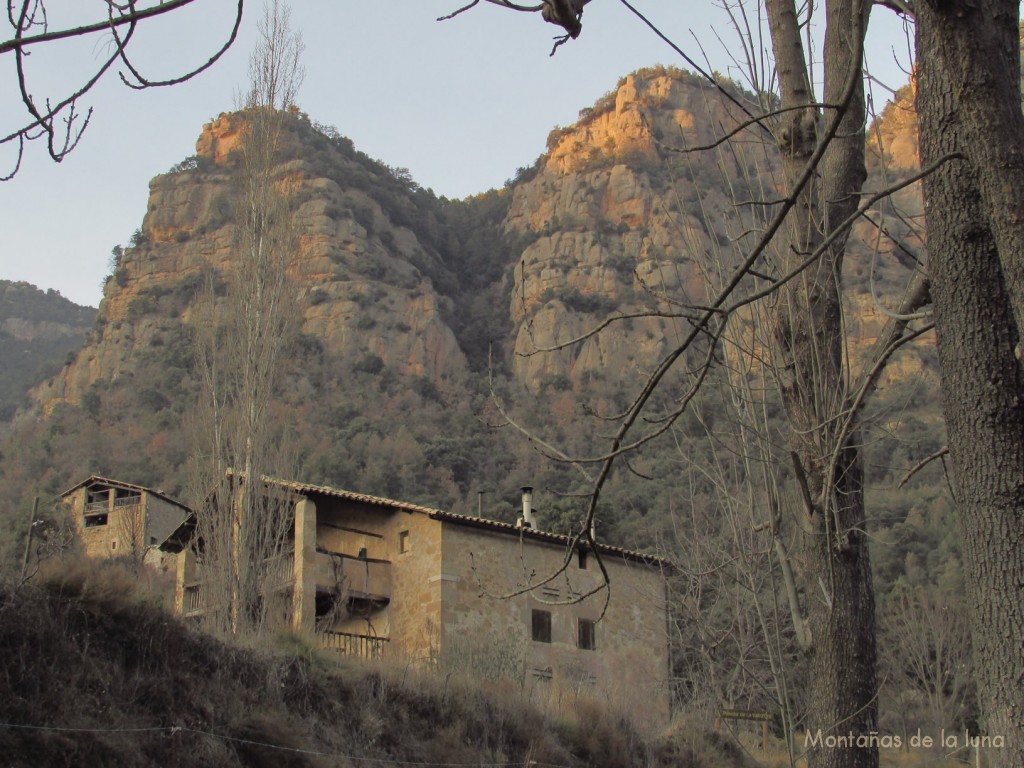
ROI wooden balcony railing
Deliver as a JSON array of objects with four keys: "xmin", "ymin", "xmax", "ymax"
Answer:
[
  {"xmin": 264, "ymin": 551, "xmax": 296, "ymax": 589},
  {"xmin": 183, "ymin": 584, "xmax": 205, "ymax": 615},
  {"xmin": 319, "ymin": 631, "xmax": 388, "ymax": 660}
]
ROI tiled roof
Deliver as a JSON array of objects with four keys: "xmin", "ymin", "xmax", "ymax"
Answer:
[
  {"xmin": 252, "ymin": 474, "xmax": 666, "ymax": 568},
  {"xmin": 79, "ymin": 470, "xmax": 667, "ymax": 567},
  {"xmin": 60, "ymin": 475, "xmax": 190, "ymax": 511}
]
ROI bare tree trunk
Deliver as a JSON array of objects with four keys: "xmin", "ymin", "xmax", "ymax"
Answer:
[
  {"xmin": 767, "ymin": 0, "xmax": 878, "ymax": 763},
  {"xmin": 916, "ymin": 7, "xmax": 1024, "ymax": 762},
  {"xmin": 190, "ymin": 0, "xmax": 303, "ymax": 640}
]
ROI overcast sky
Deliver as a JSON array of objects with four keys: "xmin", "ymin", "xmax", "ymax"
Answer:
[{"xmin": 0, "ymin": 1, "xmax": 914, "ymax": 308}]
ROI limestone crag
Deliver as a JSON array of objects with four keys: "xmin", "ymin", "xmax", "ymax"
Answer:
[
  {"xmin": 504, "ymin": 69, "xmax": 769, "ymax": 390},
  {"xmin": 36, "ymin": 112, "xmax": 466, "ymax": 413}
]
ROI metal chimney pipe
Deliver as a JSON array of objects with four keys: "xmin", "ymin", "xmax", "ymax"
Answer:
[{"xmin": 520, "ymin": 486, "xmax": 534, "ymax": 529}]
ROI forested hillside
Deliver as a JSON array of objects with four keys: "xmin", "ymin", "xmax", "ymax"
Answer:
[{"xmin": 0, "ymin": 281, "xmax": 95, "ymax": 421}]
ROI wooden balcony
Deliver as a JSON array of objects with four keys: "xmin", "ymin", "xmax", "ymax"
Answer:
[{"xmin": 314, "ymin": 549, "xmax": 391, "ymax": 604}]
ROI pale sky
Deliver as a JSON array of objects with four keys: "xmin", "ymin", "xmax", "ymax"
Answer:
[{"xmin": 0, "ymin": 1, "xmax": 914, "ymax": 308}]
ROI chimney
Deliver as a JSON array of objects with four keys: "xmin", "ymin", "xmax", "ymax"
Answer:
[{"xmin": 519, "ymin": 486, "xmax": 535, "ymax": 529}]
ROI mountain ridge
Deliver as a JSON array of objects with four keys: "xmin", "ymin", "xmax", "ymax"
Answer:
[{"xmin": 0, "ymin": 64, "xmax": 940, "ymax": 565}]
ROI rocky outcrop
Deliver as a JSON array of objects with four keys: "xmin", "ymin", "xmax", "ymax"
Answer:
[
  {"xmin": 503, "ymin": 69, "xmax": 772, "ymax": 390},
  {"xmin": 36, "ymin": 112, "xmax": 467, "ymax": 412}
]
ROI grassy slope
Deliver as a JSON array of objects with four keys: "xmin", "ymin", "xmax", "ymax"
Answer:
[{"xmin": 0, "ymin": 560, "xmax": 754, "ymax": 768}]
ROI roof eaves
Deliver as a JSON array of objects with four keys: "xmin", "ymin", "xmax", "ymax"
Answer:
[{"xmin": 60, "ymin": 475, "xmax": 190, "ymax": 511}]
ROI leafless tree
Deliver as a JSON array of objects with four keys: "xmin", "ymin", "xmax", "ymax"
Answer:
[
  {"xmin": 878, "ymin": 584, "xmax": 973, "ymax": 738},
  {"xmin": 496, "ymin": 1, "xmax": 1024, "ymax": 760},
  {"xmin": 115, "ymin": 499, "xmax": 146, "ymax": 569},
  {"xmin": 1, "ymin": 1, "xmax": 244, "ymax": 180},
  {"xmin": 449, "ymin": 3, "xmax": 936, "ymax": 767},
  {"xmin": 188, "ymin": 0, "xmax": 302, "ymax": 639}
]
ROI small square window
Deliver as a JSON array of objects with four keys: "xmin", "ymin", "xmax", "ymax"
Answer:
[
  {"xmin": 111, "ymin": 541, "xmax": 118, "ymax": 551},
  {"xmin": 578, "ymin": 618, "xmax": 596, "ymax": 650},
  {"xmin": 532, "ymin": 609, "xmax": 552, "ymax": 643},
  {"xmin": 398, "ymin": 530, "xmax": 410, "ymax": 554}
]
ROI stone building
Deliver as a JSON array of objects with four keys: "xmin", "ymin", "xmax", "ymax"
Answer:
[
  {"xmin": 175, "ymin": 476, "xmax": 672, "ymax": 724},
  {"xmin": 62, "ymin": 476, "xmax": 191, "ymax": 566}
]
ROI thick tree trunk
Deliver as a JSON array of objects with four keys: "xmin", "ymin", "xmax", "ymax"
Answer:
[{"xmin": 916, "ymin": 6, "xmax": 1024, "ymax": 765}]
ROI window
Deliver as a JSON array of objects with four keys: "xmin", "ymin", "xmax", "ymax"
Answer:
[
  {"xmin": 578, "ymin": 548, "xmax": 588, "ymax": 570},
  {"xmin": 398, "ymin": 530, "xmax": 409, "ymax": 554},
  {"xmin": 578, "ymin": 618, "xmax": 596, "ymax": 650},
  {"xmin": 357, "ymin": 547, "xmax": 368, "ymax": 559},
  {"xmin": 532, "ymin": 609, "xmax": 552, "ymax": 643}
]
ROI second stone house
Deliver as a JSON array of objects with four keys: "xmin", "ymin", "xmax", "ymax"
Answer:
[
  {"xmin": 175, "ymin": 475, "xmax": 672, "ymax": 725},
  {"xmin": 62, "ymin": 475, "xmax": 191, "ymax": 567}
]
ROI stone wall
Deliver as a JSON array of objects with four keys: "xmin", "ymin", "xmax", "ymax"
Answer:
[{"xmin": 438, "ymin": 522, "xmax": 670, "ymax": 726}]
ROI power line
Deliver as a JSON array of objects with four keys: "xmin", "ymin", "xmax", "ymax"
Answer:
[{"xmin": 0, "ymin": 721, "xmax": 568, "ymax": 767}]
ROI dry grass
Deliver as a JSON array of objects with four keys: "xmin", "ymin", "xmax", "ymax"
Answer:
[{"xmin": 0, "ymin": 557, "xmax": 757, "ymax": 768}]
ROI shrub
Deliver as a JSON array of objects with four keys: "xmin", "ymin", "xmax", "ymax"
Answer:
[
  {"xmin": 128, "ymin": 228, "xmax": 148, "ymax": 248},
  {"xmin": 354, "ymin": 354, "xmax": 384, "ymax": 375}
]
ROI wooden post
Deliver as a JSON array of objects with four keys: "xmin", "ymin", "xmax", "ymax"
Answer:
[
  {"xmin": 762, "ymin": 719, "xmax": 769, "ymax": 752},
  {"xmin": 20, "ymin": 497, "xmax": 39, "ymax": 581}
]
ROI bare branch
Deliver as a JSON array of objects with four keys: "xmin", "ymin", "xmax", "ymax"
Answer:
[
  {"xmin": 897, "ymin": 446, "xmax": 950, "ymax": 488},
  {"xmin": 1, "ymin": 0, "xmax": 244, "ymax": 177}
]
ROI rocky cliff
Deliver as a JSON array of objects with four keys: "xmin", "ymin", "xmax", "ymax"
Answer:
[
  {"xmin": 2, "ymin": 65, "xmax": 937, "ymax": 556},
  {"xmin": 36, "ymin": 111, "xmax": 468, "ymax": 414}
]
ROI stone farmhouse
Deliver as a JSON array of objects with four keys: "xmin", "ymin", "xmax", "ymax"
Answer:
[
  {"xmin": 62, "ymin": 476, "xmax": 191, "ymax": 567},
  {"xmin": 68, "ymin": 473, "xmax": 671, "ymax": 724}
]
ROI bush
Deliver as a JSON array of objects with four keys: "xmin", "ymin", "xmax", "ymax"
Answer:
[
  {"xmin": 128, "ymin": 228, "xmax": 148, "ymax": 248},
  {"xmin": 354, "ymin": 354, "xmax": 384, "ymax": 375}
]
